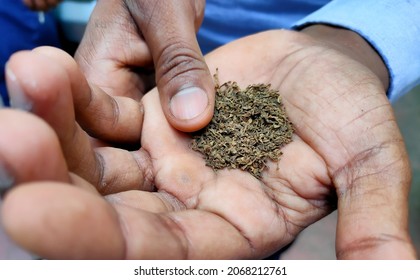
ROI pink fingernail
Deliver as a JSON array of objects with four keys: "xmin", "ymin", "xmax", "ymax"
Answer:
[
  {"xmin": 5, "ymin": 65, "xmax": 32, "ymax": 111},
  {"xmin": 170, "ymin": 87, "xmax": 208, "ymax": 120}
]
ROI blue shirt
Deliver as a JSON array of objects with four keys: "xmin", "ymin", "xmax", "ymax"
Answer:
[
  {"xmin": 198, "ymin": 0, "xmax": 420, "ymax": 102},
  {"xmin": 0, "ymin": 1, "xmax": 60, "ymax": 106},
  {"xmin": 198, "ymin": 0, "xmax": 328, "ymax": 54},
  {"xmin": 2, "ymin": 1, "xmax": 419, "ymax": 106}
]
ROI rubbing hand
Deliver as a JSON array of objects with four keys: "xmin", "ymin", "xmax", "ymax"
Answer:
[
  {"xmin": 75, "ymin": 0, "xmax": 214, "ymax": 132},
  {"xmin": 1, "ymin": 30, "xmax": 416, "ymax": 259},
  {"xmin": 23, "ymin": 0, "xmax": 62, "ymax": 11}
]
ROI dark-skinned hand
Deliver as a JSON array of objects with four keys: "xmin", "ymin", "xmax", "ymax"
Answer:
[
  {"xmin": 1, "ymin": 30, "xmax": 416, "ymax": 259},
  {"xmin": 75, "ymin": 0, "xmax": 214, "ymax": 133}
]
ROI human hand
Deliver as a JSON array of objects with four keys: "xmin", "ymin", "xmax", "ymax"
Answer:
[
  {"xmin": 2, "ymin": 29, "xmax": 417, "ymax": 259},
  {"xmin": 75, "ymin": 0, "xmax": 214, "ymax": 132},
  {"xmin": 23, "ymin": 0, "xmax": 62, "ymax": 11},
  {"xmin": 2, "ymin": 47, "xmax": 325, "ymax": 259}
]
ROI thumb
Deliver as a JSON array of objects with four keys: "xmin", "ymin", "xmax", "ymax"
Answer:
[{"xmin": 126, "ymin": 0, "xmax": 214, "ymax": 132}]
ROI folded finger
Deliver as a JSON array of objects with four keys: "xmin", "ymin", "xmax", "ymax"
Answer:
[
  {"xmin": 1, "ymin": 183, "xmax": 125, "ymax": 259},
  {"xmin": 32, "ymin": 46, "xmax": 144, "ymax": 144},
  {"xmin": 5, "ymin": 49, "xmax": 153, "ymax": 194},
  {"xmin": 1, "ymin": 181, "xmax": 252, "ymax": 259}
]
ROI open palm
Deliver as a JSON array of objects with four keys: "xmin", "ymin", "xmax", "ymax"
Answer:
[{"xmin": 1, "ymin": 31, "xmax": 415, "ymax": 259}]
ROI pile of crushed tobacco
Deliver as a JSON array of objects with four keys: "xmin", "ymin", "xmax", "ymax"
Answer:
[{"xmin": 191, "ymin": 74, "xmax": 294, "ymax": 178}]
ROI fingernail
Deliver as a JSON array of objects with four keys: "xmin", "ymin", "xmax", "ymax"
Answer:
[
  {"xmin": 0, "ymin": 163, "xmax": 14, "ymax": 193},
  {"xmin": 170, "ymin": 87, "xmax": 208, "ymax": 120},
  {"xmin": 5, "ymin": 65, "xmax": 32, "ymax": 111}
]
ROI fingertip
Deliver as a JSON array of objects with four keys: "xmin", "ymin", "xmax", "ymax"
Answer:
[
  {"xmin": 33, "ymin": 46, "xmax": 74, "ymax": 62},
  {"xmin": 33, "ymin": 46, "xmax": 93, "ymax": 113},
  {"xmin": 33, "ymin": 46, "xmax": 87, "ymax": 92},
  {"xmin": 6, "ymin": 50, "xmax": 70, "ymax": 109}
]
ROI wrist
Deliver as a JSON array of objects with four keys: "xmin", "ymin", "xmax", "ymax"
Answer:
[{"xmin": 300, "ymin": 25, "xmax": 389, "ymax": 91}]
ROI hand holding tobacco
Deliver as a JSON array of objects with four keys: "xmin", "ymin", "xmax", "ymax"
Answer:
[
  {"xmin": 191, "ymin": 77, "xmax": 294, "ymax": 178},
  {"xmin": 75, "ymin": 0, "xmax": 214, "ymax": 133},
  {"xmin": 1, "ymin": 29, "xmax": 416, "ymax": 259}
]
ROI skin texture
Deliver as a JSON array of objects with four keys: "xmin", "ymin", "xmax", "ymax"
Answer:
[
  {"xmin": 73, "ymin": 1, "xmax": 390, "ymax": 137},
  {"xmin": 1, "ymin": 30, "xmax": 416, "ymax": 259},
  {"xmin": 300, "ymin": 25, "xmax": 389, "ymax": 90},
  {"xmin": 23, "ymin": 0, "xmax": 62, "ymax": 11},
  {"xmin": 75, "ymin": 0, "xmax": 214, "ymax": 132}
]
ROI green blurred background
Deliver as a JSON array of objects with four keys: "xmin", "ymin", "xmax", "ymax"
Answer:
[{"xmin": 396, "ymin": 85, "xmax": 420, "ymax": 257}]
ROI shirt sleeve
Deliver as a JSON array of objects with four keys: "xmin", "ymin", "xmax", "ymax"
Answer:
[{"xmin": 292, "ymin": 0, "xmax": 420, "ymax": 102}]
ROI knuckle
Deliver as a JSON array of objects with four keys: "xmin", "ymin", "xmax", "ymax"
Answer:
[
  {"xmin": 156, "ymin": 41, "xmax": 208, "ymax": 88},
  {"xmin": 336, "ymin": 234, "xmax": 409, "ymax": 259}
]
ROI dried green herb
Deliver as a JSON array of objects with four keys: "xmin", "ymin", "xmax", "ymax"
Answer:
[{"xmin": 191, "ymin": 73, "xmax": 294, "ymax": 178}]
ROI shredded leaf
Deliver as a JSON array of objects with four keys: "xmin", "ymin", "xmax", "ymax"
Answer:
[{"xmin": 191, "ymin": 73, "xmax": 294, "ymax": 178}]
